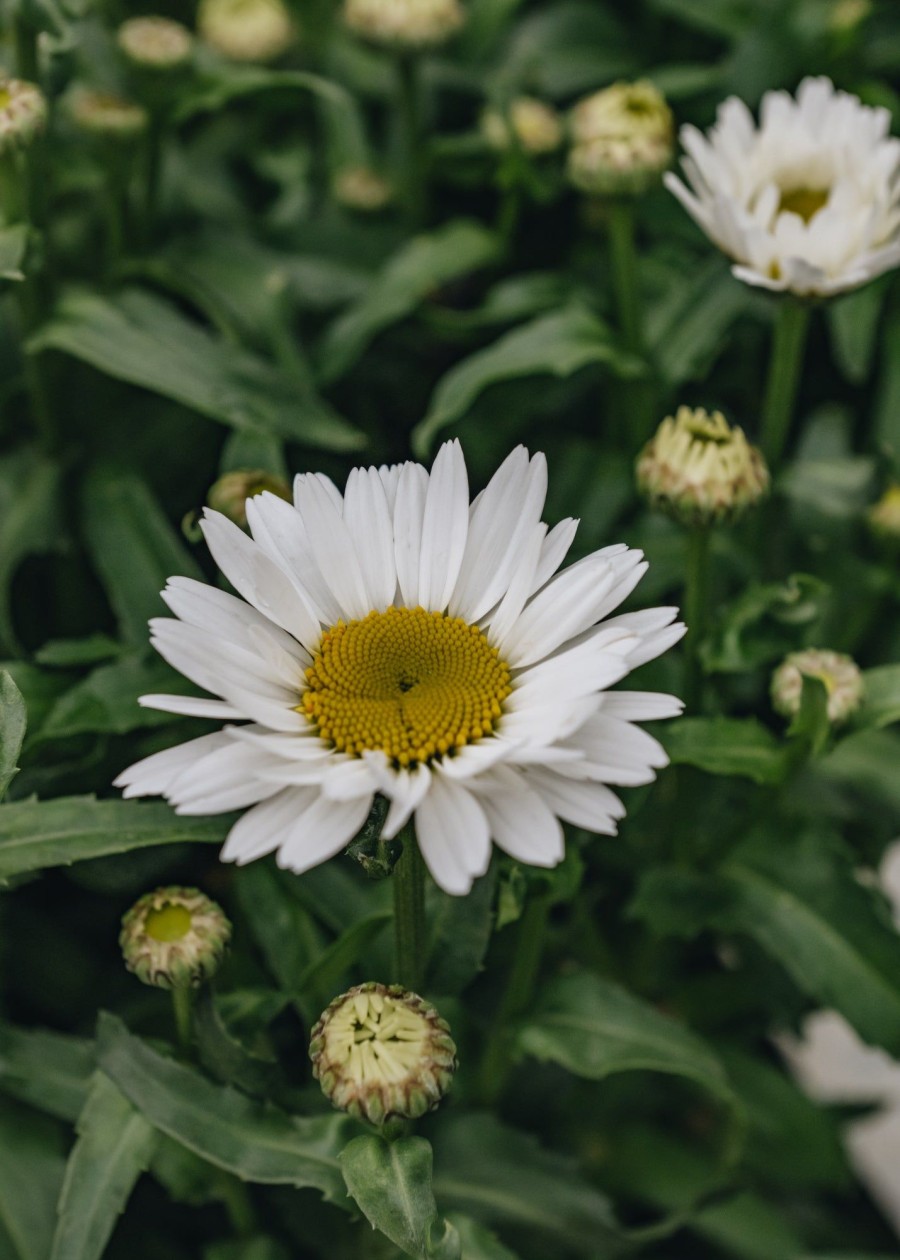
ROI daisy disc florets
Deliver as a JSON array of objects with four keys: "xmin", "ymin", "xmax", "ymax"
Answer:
[
  {"xmin": 115, "ymin": 442, "xmax": 685, "ymax": 895},
  {"xmin": 665, "ymin": 76, "xmax": 900, "ymax": 297}
]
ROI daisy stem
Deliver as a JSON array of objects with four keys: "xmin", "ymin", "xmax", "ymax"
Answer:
[
  {"xmin": 607, "ymin": 197, "xmax": 642, "ymax": 355},
  {"xmin": 393, "ymin": 825, "xmax": 426, "ymax": 991},
  {"xmin": 171, "ymin": 984, "xmax": 194, "ymax": 1054},
  {"xmin": 683, "ymin": 524, "xmax": 710, "ymax": 711},
  {"xmin": 761, "ymin": 298, "xmax": 811, "ymax": 466},
  {"xmin": 395, "ymin": 53, "xmax": 426, "ymax": 227}
]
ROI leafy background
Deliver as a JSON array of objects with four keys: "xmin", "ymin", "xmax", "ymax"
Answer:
[{"xmin": 3, "ymin": 0, "xmax": 900, "ymax": 1256}]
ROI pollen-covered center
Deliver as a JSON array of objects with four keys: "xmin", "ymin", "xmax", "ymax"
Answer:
[
  {"xmin": 777, "ymin": 185, "xmax": 830, "ymax": 223},
  {"xmin": 301, "ymin": 606, "xmax": 511, "ymax": 765},
  {"xmin": 325, "ymin": 990, "xmax": 430, "ymax": 1085}
]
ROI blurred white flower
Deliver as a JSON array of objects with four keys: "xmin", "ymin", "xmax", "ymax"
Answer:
[{"xmin": 665, "ymin": 76, "xmax": 900, "ymax": 297}]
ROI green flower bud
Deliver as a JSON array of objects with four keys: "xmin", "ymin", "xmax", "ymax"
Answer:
[
  {"xmin": 70, "ymin": 88, "xmax": 148, "ymax": 138},
  {"xmin": 332, "ymin": 166, "xmax": 393, "ymax": 213},
  {"xmin": 481, "ymin": 97, "xmax": 563, "ymax": 157},
  {"xmin": 0, "ymin": 78, "xmax": 48, "ymax": 156},
  {"xmin": 207, "ymin": 469, "xmax": 292, "ymax": 529},
  {"xmin": 117, "ymin": 17, "xmax": 194, "ymax": 71},
  {"xmin": 342, "ymin": 0, "xmax": 465, "ymax": 49},
  {"xmin": 198, "ymin": 0, "xmax": 295, "ymax": 62},
  {"xmin": 771, "ymin": 649, "xmax": 863, "ymax": 726},
  {"xmin": 120, "ymin": 886, "xmax": 232, "ymax": 989},
  {"xmin": 636, "ymin": 406, "xmax": 769, "ymax": 526},
  {"xmin": 309, "ymin": 983, "xmax": 457, "ymax": 1125},
  {"xmin": 568, "ymin": 80, "xmax": 673, "ymax": 197},
  {"xmin": 867, "ymin": 484, "xmax": 900, "ymax": 544}
]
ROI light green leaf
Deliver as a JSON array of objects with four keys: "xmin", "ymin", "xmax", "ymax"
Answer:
[
  {"xmin": 649, "ymin": 0, "xmax": 750, "ymax": 39},
  {"xmin": 34, "ymin": 636, "xmax": 122, "ymax": 668},
  {"xmin": 413, "ymin": 306, "xmax": 640, "ymax": 457},
  {"xmin": 0, "ymin": 673, "xmax": 26, "ymax": 801},
  {"xmin": 0, "ymin": 1023, "xmax": 94, "ymax": 1123},
  {"xmin": 51, "ymin": 1074, "xmax": 159, "ymax": 1260},
  {"xmin": 0, "ymin": 449, "xmax": 64, "ymax": 653},
  {"xmin": 446, "ymin": 1215, "xmax": 520, "ymax": 1260},
  {"xmin": 517, "ymin": 970, "xmax": 734, "ymax": 1105},
  {"xmin": 819, "ymin": 729, "xmax": 900, "ymax": 817},
  {"xmin": 722, "ymin": 832, "xmax": 900, "ymax": 1052},
  {"xmin": 854, "ymin": 665, "xmax": 900, "ymax": 730},
  {"xmin": 341, "ymin": 1135, "xmax": 460, "ymax": 1260},
  {"xmin": 36, "ymin": 656, "xmax": 194, "ymax": 741},
  {"xmin": 660, "ymin": 717, "xmax": 790, "ymax": 784},
  {"xmin": 30, "ymin": 288, "xmax": 363, "ymax": 451},
  {"xmin": 0, "ymin": 797, "xmax": 229, "ymax": 884},
  {"xmin": 0, "ymin": 225, "xmax": 28, "ymax": 282},
  {"xmin": 318, "ymin": 222, "xmax": 500, "ymax": 383},
  {"xmin": 0, "ymin": 1100, "xmax": 66, "ymax": 1260},
  {"xmin": 97, "ymin": 1013, "xmax": 356, "ymax": 1200}
]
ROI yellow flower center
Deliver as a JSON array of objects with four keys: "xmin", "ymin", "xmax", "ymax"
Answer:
[
  {"xmin": 145, "ymin": 903, "xmax": 192, "ymax": 942},
  {"xmin": 301, "ymin": 606, "xmax": 512, "ymax": 766},
  {"xmin": 325, "ymin": 990, "xmax": 431, "ymax": 1086},
  {"xmin": 0, "ymin": 90, "xmax": 11, "ymax": 111},
  {"xmin": 778, "ymin": 186, "xmax": 830, "ymax": 223}
]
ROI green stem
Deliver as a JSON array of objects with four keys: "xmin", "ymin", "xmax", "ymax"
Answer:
[
  {"xmin": 477, "ymin": 889, "xmax": 551, "ymax": 1104},
  {"xmin": 393, "ymin": 824, "xmax": 426, "ymax": 991},
  {"xmin": 217, "ymin": 1172, "xmax": 257, "ymax": 1237},
  {"xmin": 171, "ymin": 985, "xmax": 193, "ymax": 1053},
  {"xmin": 761, "ymin": 298, "xmax": 812, "ymax": 466},
  {"xmin": 14, "ymin": 16, "xmax": 39, "ymax": 82},
  {"xmin": 683, "ymin": 525, "xmax": 710, "ymax": 712},
  {"xmin": 607, "ymin": 197, "xmax": 642, "ymax": 355},
  {"xmin": 143, "ymin": 114, "xmax": 164, "ymax": 244},
  {"xmin": 395, "ymin": 53, "xmax": 425, "ymax": 226}
]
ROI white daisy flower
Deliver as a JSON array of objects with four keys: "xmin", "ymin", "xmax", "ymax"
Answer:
[
  {"xmin": 115, "ymin": 442, "xmax": 685, "ymax": 895},
  {"xmin": 664, "ymin": 76, "xmax": 900, "ymax": 297}
]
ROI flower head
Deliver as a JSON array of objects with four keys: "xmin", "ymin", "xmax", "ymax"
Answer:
[
  {"xmin": 118, "ymin": 16, "xmax": 194, "ymax": 70},
  {"xmin": 115, "ymin": 441, "xmax": 685, "ymax": 895},
  {"xmin": 198, "ymin": 0, "xmax": 295, "ymax": 62},
  {"xmin": 867, "ymin": 484, "xmax": 900, "ymax": 543},
  {"xmin": 310, "ymin": 982, "xmax": 456, "ymax": 1124},
  {"xmin": 636, "ymin": 406, "xmax": 769, "ymax": 526},
  {"xmin": 0, "ymin": 78, "xmax": 47, "ymax": 155},
  {"xmin": 70, "ymin": 88, "xmax": 148, "ymax": 138},
  {"xmin": 771, "ymin": 649, "xmax": 863, "ymax": 725},
  {"xmin": 482, "ymin": 97, "xmax": 563, "ymax": 157},
  {"xmin": 665, "ymin": 76, "xmax": 900, "ymax": 297},
  {"xmin": 332, "ymin": 166, "xmax": 393, "ymax": 213},
  {"xmin": 342, "ymin": 0, "xmax": 465, "ymax": 48},
  {"xmin": 568, "ymin": 81, "xmax": 673, "ymax": 196},
  {"xmin": 208, "ymin": 469, "xmax": 292, "ymax": 529},
  {"xmin": 120, "ymin": 886, "xmax": 232, "ymax": 989}
]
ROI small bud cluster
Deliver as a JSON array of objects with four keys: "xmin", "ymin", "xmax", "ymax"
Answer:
[
  {"xmin": 0, "ymin": 78, "xmax": 48, "ymax": 155},
  {"xmin": 70, "ymin": 88, "xmax": 148, "ymax": 138},
  {"xmin": 207, "ymin": 469, "xmax": 292, "ymax": 529},
  {"xmin": 333, "ymin": 166, "xmax": 393, "ymax": 212},
  {"xmin": 120, "ymin": 886, "xmax": 232, "ymax": 989},
  {"xmin": 118, "ymin": 17, "xmax": 194, "ymax": 71},
  {"xmin": 568, "ymin": 80, "xmax": 673, "ymax": 197},
  {"xmin": 198, "ymin": 0, "xmax": 295, "ymax": 62},
  {"xmin": 342, "ymin": 0, "xmax": 465, "ymax": 49},
  {"xmin": 310, "ymin": 982, "xmax": 456, "ymax": 1125},
  {"xmin": 482, "ymin": 97, "xmax": 563, "ymax": 157},
  {"xmin": 636, "ymin": 406, "xmax": 769, "ymax": 526},
  {"xmin": 771, "ymin": 649, "xmax": 863, "ymax": 726}
]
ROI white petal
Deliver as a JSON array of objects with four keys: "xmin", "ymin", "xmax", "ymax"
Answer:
[
  {"xmin": 393, "ymin": 461, "xmax": 429, "ymax": 607},
  {"xmin": 525, "ymin": 768, "xmax": 624, "ymax": 834},
  {"xmin": 293, "ymin": 473, "xmax": 371, "ymax": 620},
  {"xmin": 275, "ymin": 793, "xmax": 373, "ymax": 874},
  {"xmin": 417, "ymin": 440, "xmax": 470, "ymax": 612},
  {"xmin": 600, "ymin": 691, "xmax": 684, "ymax": 721},
  {"xmin": 221, "ymin": 786, "xmax": 317, "ymax": 863},
  {"xmin": 138, "ymin": 694, "xmax": 243, "ymax": 719},
  {"xmin": 114, "ymin": 731, "xmax": 230, "ymax": 797},
  {"xmin": 469, "ymin": 765, "xmax": 564, "ymax": 867},
  {"xmin": 343, "ymin": 467, "xmax": 397, "ymax": 612},
  {"xmin": 245, "ymin": 493, "xmax": 341, "ymax": 625},
  {"xmin": 414, "ymin": 773, "xmax": 490, "ymax": 895}
]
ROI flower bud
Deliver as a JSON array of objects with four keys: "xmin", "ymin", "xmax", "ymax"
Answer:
[
  {"xmin": 198, "ymin": 0, "xmax": 295, "ymax": 62},
  {"xmin": 568, "ymin": 80, "xmax": 673, "ymax": 196},
  {"xmin": 771, "ymin": 649, "xmax": 863, "ymax": 726},
  {"xmin": 636, "ymin": 406, "xmax": 769, "ymax": 526},
  {"xmin": 332, "ymin": 166, "xmax": 393, "ymax": 213},
  {"xmin": 342, "ymin": 0, "xmax": 465, "ymax": 49},
  {"xmin": 0, "ymin": 78, "xmax": 48, "ymax": 156},
  {"xmin": 309, "ymin": 983, "xmax": 457, "ymax": 1125},
  {"xmin": 482, "ymin": 97, "xmax": 563, "ymax": 157},
  {"xmin": 867, "ymin": 484, "xmax": 900, "ymax": 544},
  {"xmin": 118, "ymin": 17, "xmax": 194, "ymax": 71},
  {"xmin": 829, "ymin": 0, "xmax": 871, "ymax": 31},
  {"xmin": 207, "ymin": 469, "xmax": 292, "ymax": 529},
  {"xmin": 69, "ymin": 88, "xmax": 148, "ymax": 138},
  {"xmin": 120, "ymin": 886, "xmax": 232, "ymax": 989}
]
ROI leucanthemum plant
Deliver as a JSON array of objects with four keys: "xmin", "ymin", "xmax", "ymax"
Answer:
[{"xmin": 116, "ymin": 441, "xmax": 684, "ymax": 896}]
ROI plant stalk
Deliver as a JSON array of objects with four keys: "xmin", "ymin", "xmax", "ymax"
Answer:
[
  {"xmin": 761, "ymin": 297, "xmax": 811, "ymax": 466},
  {"xmin": 395, "ymin": 53, "xmax": 425, "ymax": 226},
  {"xmin": 171, "ymin": 984, "xmax": 194, "ymax": 1053},
  {"xmin": 607, "ymin": 197, "xmax": 642, "ymax": 355},
  {"xmin": 683, "ymin": 524, "xmax": 710, "ymax": 712},
  {"xmin": 393, "ymin": 824, "xmax": 426, "ymax": 991}
]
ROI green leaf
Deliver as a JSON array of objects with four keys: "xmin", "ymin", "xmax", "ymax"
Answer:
[
  {"xmin": 826, "ymin": 277, "xmax": 889, "ymax": 384},
  {"xmin": 296, "ymin": 911, "xmax": 392, "ymax": 1016},
  {"xmin": 721, "ymin": 832, "xmax": 900, "ymax": 1053},
  {"xmin": 51, "ymin": 1073, "xmax": 159, "ymax": 1260},
  {"xmin": 660, "ymin": 717, "xmax": 789, "ymax": 784},
  {"xmin": 0, "ymin": 448, "xmax": 64, "ymax": 653},
  {"xmin": 446, "ymin": 1215, "xmax": 520, "ymax": 1260},
  {"xmin": 0, "ymin": 797, "xmax": 229, "ymax": 884},
  {"xmin": 341, "ymin": 1135, "xmax": 460, "ymax": 1260},
  {"xmin": 854, "ymin": 664, "xmax": 900, "ymax": 730},
  {"xmin": 649, "ymin": 0, "xmax": 750, "ymax": 39},
  {"xmin": 786, "ymin": 675, "xmax": 831, "ymax": 757},
  {"xmin": 517, "ymin": 971, "xmax": 734, "ymax": 1105},
  {"xmin": 426, "ymin": 866, "xmax": 496, "ymax": 996},
  {"xmin": 192, "ymin": 989, "xmax": 282, "ymax": 1099},
  {"xmin": 0, "ymin": 1023, "xmax": 94, "ymax": 1123},
  {"xmin": 30, "ymin": 288, "xmax": 363, "ymax": 451},
  {"xmin": 97, "ymin": 1013, "xmax": 355, "ymax": 1200},
  {"xmin": 413, "ymin": 306, "xmax": 641, "ymax": 457},
  {"xmin": 34, "ymin": 635, "xmax": 122, "ymax": 668},
  {"xmin": 646, "ymin": 257, "xmax": 758, "ymax": 387},
  {"xmin": 628, "ymin": 867, "xmax": 736, "ymax": 940},
  {"xmin": 233, "ymin": 862, "xmax": 326, "ymax": 999},
  {"xmin": 819, "ymin": 729, "xmax": 900, "ymax": 817},
  {"xmin": 36, "ymin": 656, "xmax": 195, "ymax": 741},
  {"xmin": 0, "ymin": 673, "xmax": 26, "ymax": 801},
  {"xmin": 431, "ymin": 1114, "xmax": 621, "ymax": 1253},
  {"xmin": 0, "ymin": 225, "xmax": 28, "ymax": 283},
  {"xmin": 700, "ymin": 574, "xmax": 829, "ymax": 674},
  {"xmin": 0, "ymin": 1099, "xmax": 66, "ymax": 1260},
  {"xmin": 318, "ymin": 222, "xmax": 500, "ymax": 383},
  {"xmin": 874, "ymin": 307, "xmax": 900, "ymax": 454},
  {"xmin": 80, "ymin": 465, "xmax": 201, "ymax": 646}
]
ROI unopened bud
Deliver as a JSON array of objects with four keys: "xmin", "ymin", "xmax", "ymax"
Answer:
[
  {"xmin": 333, "ymin": 166, "xmax": 393, "ymax": 212},
  {"xmin": 482, "ymin": 97, "xmax": 563, "ymax": 157},
  {"xmin": 207, "ymin": 469, "xmax": 291, "ymax": 529},
  {"xmin": 0, "ymin": 78, "xmax": 47, "ymax": 155},
  {"xmin": 771, "ymin": 649, "xmax": 863, "ymax": 726},
  {"xmin": 568, "ymin": 80, "xmax": 673, "ymax": 196},
  {"xmin": 118, "ymin": 17, "xmax": 194, "ymax": 71},
  {"xmin": 120, "ymin": 886, "xmax": 232, "ymax": 989},
  {"xmin": 198, "ymin": 0, "xmax": 295, "ymax": 62},
  {"xmin": 342, "ymin": 0, "xmax": 465, "ymax": 49},
  {"xmin": 310, "ymin": 983, "xmax": 457, "ymax": 1125},
  {"xmin": 70, "ymin": 88, "xmax": 148, "ymax": 138},
  {"xmin": 867, "ymin": 484, "xmax": 900, "ymax": 543}
]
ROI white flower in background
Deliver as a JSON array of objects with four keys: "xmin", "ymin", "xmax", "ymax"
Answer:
[
  {"xmin": 117, "ymin": 17, "xmax": 194, "ymax": 71},
  {"xmin": 771, "ymin": 648, "xmax": 863, "ymax": 725},
  {"xmin": 0, "ymin": 77, "xmax": 47, "ymax": 154},
  {"xmin": 115, "ymin": 442, "xmax": 684, "ymax": 895},
  {"xmin": 342, "ymin": 0, "xmax": 465, "ymax": 49},
  {"xmin": 665, "ymin": 77, "xmax": 900, "ymax": 297}
]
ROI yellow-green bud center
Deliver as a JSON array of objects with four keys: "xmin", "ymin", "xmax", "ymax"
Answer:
[
  {"xmin": 778, "ymin": 186, "xmax": 830, "ymax": 224},
  {"xmin": 145, "ymin": 903, "xmax": 192, "ymax": 942}
]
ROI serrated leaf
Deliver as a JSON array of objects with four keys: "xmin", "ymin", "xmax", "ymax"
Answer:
[
  {"xmin": 51, "ymin": 1073, "xmax": 159, "ymax": 1260},
  {"xmin": 0, "ymin": 673, "xmax": 26, "ymax": 801},
  {"xmin": 36, "ymin": 656, "xmax": 195, "ymax": 741},
  {"xmin": 446, "ymin": 1215, "xmax": 520, "ymax": 1260},
  {"xmin": 517, "ymin": 971, "xmax": 734, "ymax": 1105},
  {"xmin": 0, "ymin": 1099, "xmax": 66, "ymax": 1260},
  {"xmin": 0, "ymin": 797, "xmax": 229, "ymax": 884},
  {"xmin": 660, "ymin": 717, "xmax": 790, "ymax": 784},
  {"xmin": 0, "ymin": 1023, "xmax": 94, "ymax": 1123},
  {"xmin": 413, "ymin": 307, "xmax": 640, "ymax": 457},
  {"xmin": 193, "ymin": 988, "xmax": 282, "ymax": 1098},
  {"xmin": 318, "ymin": 222, "xmax": 500, "ymax": 383},
  {"xmin": 341, "ymin": 1135, "xmax": 459, "ymax": 1260},
  {"xmin": 30, "ymin": 288, "xmax": 363, "ymax": 451},
  {"xmin": 96, "ymin": 1013, "xmax": 355, "ymax": 1200}
]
